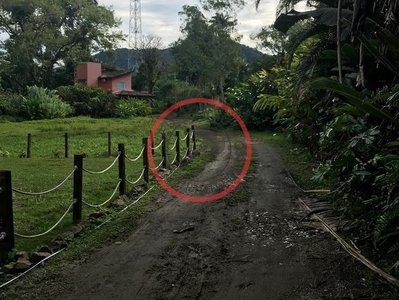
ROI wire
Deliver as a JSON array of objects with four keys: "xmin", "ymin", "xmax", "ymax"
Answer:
[{"xmin": 12, "ymin": 168, "xmax": 76, "ymax": 196}]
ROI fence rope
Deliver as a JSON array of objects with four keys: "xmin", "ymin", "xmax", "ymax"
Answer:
[
  {"xmin": 170, "ymin": 137, "xmax": 177, "ymax": 150},
  {"xmin": 14, "ymin": 199, "xmax": 75, "ymax": 238},
  {"xmin": 83, "ymin": 153, "xmax": 120, "ymax": 174},
  {"xmin": 182, "ymin": 148, "xmax": 189, "ymax": 160},
  {"xmin": 151, "ymin": 139, "xmax": 163, "ymax": 150},
  {"xmin": 0, "ymin": 248, "xmax": 66, "ymax": 289},
  {"xmin": 181, "ymin": 132, "xmax": 189, "ymax": 141},
  {"xmin": 12, "ymin": 167, "xmax": 77, "ymax": 196},
  {"xmin": 82, "ymin": 179, "xmax": 121, "ymax": 208},
  {"xmin": 154, "ymin": 158, "xmax": 165, "ymax": 170},
  {"xmin": 170, "ymin": 153, "xmax": 178, "ymax": 165},
  {"xmin": 125, "ymin": 146, "xmax": 145, "ymax": 162},
  {"xmin": 121, "ymin": 163, "xmax": 181, "ymax": 214},
  {"xmin": 96, "ymin": 162, "xmax": 182, "ymax": 229},
  {"xmin": 126, "ymin": 168, "xmax": 145, "ymax": 185}
]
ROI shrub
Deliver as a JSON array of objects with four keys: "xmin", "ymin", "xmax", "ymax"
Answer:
[
  {"xmin": 57, "ymin": 84, "xmax": 118, "ymax": 118},
  {"xmin": 0, "ymin": 93, "xmax": 24, "ymax": 118},
  {"xmin": 21, "ymin": 86, "xmax": 72, "ymax": 120},
  {"xmin": 115, "ymin": 98, "xmax": 152, "ymax": 118},
  {"xmin": 225, "ymin": 71, "xmax": 278, "ymax": 129}
]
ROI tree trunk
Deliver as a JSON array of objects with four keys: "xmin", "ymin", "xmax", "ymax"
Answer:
[
  {"xmin": 337, "ymin": 0, "xmax": 343, "ymax": 83},
  {"xmin": 359, "ymin": 42, "xmax": 365, "ymax": 87},
  {"xmin": 219, "ymin": 78, "xmax": 225, "ymax": 103}
]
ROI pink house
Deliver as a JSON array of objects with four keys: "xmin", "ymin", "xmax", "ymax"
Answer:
[{"xmin": 74, "ymin": 62, "xmax": 132, "ymax": 92}]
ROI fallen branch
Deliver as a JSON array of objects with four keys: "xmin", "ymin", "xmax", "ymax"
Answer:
[
  {"xmin": 299, "ymin": 198, "xmax": 399, "ymax": 288},
  {"xmin": 299, "ymin": 208, "xmax": 330, "ymax": 222}
]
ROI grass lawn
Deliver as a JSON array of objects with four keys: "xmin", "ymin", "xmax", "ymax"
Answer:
[{"xmin": 0, "ymin": 116, "xmax": 201, "ymax": 253}]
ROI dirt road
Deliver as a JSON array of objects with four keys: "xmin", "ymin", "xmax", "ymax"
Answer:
[{"xmin": 39, "ymin": 129, "xmax": 390, "ymax": 299}]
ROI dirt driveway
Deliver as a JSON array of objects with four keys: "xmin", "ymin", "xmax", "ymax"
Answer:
[{"xmin": 35, "ymin": 128, "xmax": 392, "ymax": 299}]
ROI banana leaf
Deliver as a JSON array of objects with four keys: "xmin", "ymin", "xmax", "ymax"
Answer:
[{"xmin": 311, "ymin": 78, "xmax": 399, "ymax": 126}]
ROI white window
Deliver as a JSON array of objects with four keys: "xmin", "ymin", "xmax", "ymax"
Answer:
[{"xmin": 117, "ymin": 82, "xmax": 126, "ymax": 89}]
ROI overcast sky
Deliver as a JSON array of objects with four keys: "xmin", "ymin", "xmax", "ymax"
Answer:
[
  {"xmin": 98, "ymin": 0, "xmax": 285, "ymax": 50},
  {"xmin": 0, "ymin": 1, "xmax": 308, "ymax": 51}
]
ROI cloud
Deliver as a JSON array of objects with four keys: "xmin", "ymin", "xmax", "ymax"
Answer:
[{"xmin": 98, "ymin": 0, "xmax": 279, "ymax": 49}]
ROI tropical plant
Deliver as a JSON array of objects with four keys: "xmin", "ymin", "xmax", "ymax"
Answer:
[
  {"xmin": 21, "ymin": 86, "xmax": 72, "ymax": 120},
  {"xmin": 57, "ymin": 84, "xmax": 118, "ymax": 118},
  {"xmin": 115, "ymin": 98, "xmax": 152, "ymax": 118},
  {"xmin": 250, "ymin": 0, "xmax": 399, "ymax": 265}
]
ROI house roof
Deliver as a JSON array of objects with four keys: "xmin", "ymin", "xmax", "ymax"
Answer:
[
  {"xmin": 99, "ymin": 70, "xmax": 131, "ymax": 79},
  {"xmin": 113, "ymin": 89, "xmax": 155, "ymax": 98}
]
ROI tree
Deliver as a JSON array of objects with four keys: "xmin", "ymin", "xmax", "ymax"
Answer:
[
  {"xmin": 251, "ymin": 25, "xmax": 287, "ymax": 55},
  {"xmin": 0, "ymin": 0, "xmax": 123, "ymax": 92},
  {"xmin": 137, "ymin": 34, "xmax": 163, "ymax": 93},
  {"xmin": 173, "ymin": 1, "xmax": 244, "ymax": 102}
]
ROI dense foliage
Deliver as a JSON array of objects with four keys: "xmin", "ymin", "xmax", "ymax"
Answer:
[
  {"xmin": 0, "ymin": 0, "xmax": 122, "ymax": 92},
  {"xmin": 250, "ymin": 0, "xmax": 399, "ymax": 269},
  {"xmin": 21, "ymin": 86, "xmax": 72, "ymax": 119},
  {"xmin": 115, "ymin": 98, "xmax": 152, "ymax": 118},
  {"xmin": 56, "ymin": 84, "xmax": 118, "ymax": 118}
]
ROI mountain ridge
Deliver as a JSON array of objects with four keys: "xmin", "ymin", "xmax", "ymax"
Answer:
[{"xmin": 93, "ymin": 44, "xmax": 264, "ymax": 70}]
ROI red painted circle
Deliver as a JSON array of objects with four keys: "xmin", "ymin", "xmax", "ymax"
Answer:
[{"xmin": 148, "ymin": 98, "xmax": 252, "ymax": 202}]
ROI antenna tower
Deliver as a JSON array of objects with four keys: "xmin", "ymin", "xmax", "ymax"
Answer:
[{"xmin": 128, "ymin": 0, "xmax": 142, "ymax": 70}]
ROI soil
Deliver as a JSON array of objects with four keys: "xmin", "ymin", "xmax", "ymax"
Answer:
[{"xmin": 8, "ymin": 128, "xmax": 397, "ymax": 299}]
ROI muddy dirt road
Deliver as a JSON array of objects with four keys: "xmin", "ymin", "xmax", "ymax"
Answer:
[{"xmin": 39, "ymin": 129, "xmax": 390, "ymax": 299}]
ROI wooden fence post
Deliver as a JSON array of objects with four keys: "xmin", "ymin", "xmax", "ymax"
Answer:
[
  {"xmin": 0, "ymin": 171, "xmax": 15, "ymax": 262},
  {"xmin": 64, "ymin": 132, "xmax": 69, "ymax": 158},
  {"xmin": 73, "ymin": 155, "xmax": 83, "ymax": 223},
  {"xmin": 150, "ymin": 130, "xmax": 154, "ymax": 155},
  {"xmin": 108, "ymin": 132, "xmax": 112, "ymax": 157},
  {"xmin": 191, "ymin": 125, "xmax": 196, "ymax": 151},
  {"xmin": 161, "ymin": 133, "xmax": 167, "ymax": 168},
  {"xmin": 118, "ymin": 143, "xmax": 126, "ymax": 196},
  {"xmin": 143, "ymin": 138, "xmax": 149, "ymax": 184},
  {"xmin": 176, "ymin": 131, "xmax": 180, "ymax": 164},
  {"xmin": 186, "ymin": 128, "xmax": 190, "ymax": 156},
  {"xmin": 27, "ymin": 133, "xmax": 31, "ymax": 158}
]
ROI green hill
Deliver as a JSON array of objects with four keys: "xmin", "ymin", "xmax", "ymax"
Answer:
[{"xmin": 93, "ymin": 44, "xmax": 263, "ymax": 70}]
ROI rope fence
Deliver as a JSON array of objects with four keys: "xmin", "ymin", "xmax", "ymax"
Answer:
[
  {"xmin": 12, "ymin": 167, "xmax": 76, "ymax": 196},
  {"xmin": 126, "ymin": 168, "xmax": 146, "ymax": 185},
  {"xmin": 0, "ymin": 126, "xmax": 197, "ymax": 261},
  {"xmin": 14, "ymin": 199, "xmax": 75, "ymax": 238},
  {"xmin": 151, "ymin": 139, "xmax": 163, "ymax": 150},
  {"xmin": 125, "ymin": 145, "xmax": 145, "ymax": 162},
  {"xmin": 82, "ymin": 179, "xmax": 122, "ymax": 208},
  {"xmin": 170, "ymin": 137, "xmax": 177, "ymax": 150},
  {"xmin": 82, "ymin": 153, "xmax": 120, "ymax": 174}
]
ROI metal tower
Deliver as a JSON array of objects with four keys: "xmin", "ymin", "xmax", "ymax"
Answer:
[{"xmin": 128, "ymin": 0, "xmax": 142, "ymax": 70}]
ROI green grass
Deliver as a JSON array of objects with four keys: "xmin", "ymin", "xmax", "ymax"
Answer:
[
  {"xmin": 0, "ymin": 147, "xmax": 214, "ymax": 299},
  {"xmin": 0, "ymin": 116, "xmax": 201, "ymax": 254},
  {"xmin": 0, "ymin": 116, "xmax": 188, "ymax": 158}
]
